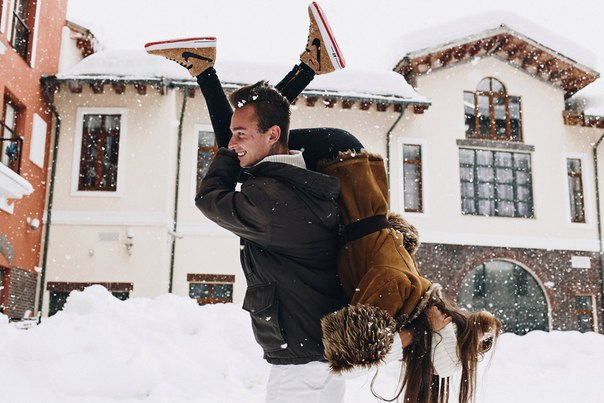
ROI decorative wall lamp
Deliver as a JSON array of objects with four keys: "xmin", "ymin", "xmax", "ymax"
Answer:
[
  {"xmin": 124, "ymin": 228, "xmax": 134, "ymax": 256},
  {"xmin": 26, "ymin": 217, "xmax": 40, "ymax": 230}
]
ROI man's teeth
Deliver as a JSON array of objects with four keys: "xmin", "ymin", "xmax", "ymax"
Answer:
[{"xmin": 237, "ymin": 151, "xmax": 247, "ymax": 157}]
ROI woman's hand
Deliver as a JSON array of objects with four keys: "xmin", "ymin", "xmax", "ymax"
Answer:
[
  {"xmin": 399, "ymin": 329, "xmax": 413, "ymax": 348},
  {"xmin": 427, "ymin": 306, "xmax": 452, "ymax": 332}
]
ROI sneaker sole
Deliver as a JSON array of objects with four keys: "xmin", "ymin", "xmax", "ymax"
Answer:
[
  {"xmin": 144, "ymin": 37, "xmax": 217, "ymax": 52},
  {"xmin": 310, "ymin": 2, "xmax": 345, "ymax": 69}
]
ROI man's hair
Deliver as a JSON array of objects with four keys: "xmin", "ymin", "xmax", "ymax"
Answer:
[{"xmin": 229, "ymin": 80, "xmax": 290, "ymax": 147}]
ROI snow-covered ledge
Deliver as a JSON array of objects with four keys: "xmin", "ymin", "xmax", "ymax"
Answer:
[{"xmin": 0, "ymin": 163, "xmax": 34, "ymax": 199}]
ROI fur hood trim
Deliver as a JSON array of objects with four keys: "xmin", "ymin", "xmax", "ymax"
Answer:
[
  {"xmin": 321, "ymin": 304, "xmax": 396, "ymax": 374},
  {"xmin": 387, "ymin": 211, "xmax": 420, "ymax": 255}
]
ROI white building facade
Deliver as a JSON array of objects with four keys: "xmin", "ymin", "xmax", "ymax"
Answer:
[{"xmin": 38, "ymin": 23, "xmax": 604, "ymax": 334}]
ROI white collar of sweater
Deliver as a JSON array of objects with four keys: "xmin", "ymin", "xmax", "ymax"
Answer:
[{"xmin": 255, "ymin": 150, "xmax": 306, "ymax": 169}]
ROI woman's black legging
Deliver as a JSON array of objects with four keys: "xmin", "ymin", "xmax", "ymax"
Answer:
[{"xmin": 196, "ymin": 64, "xmax": 363, "ymax": 171}]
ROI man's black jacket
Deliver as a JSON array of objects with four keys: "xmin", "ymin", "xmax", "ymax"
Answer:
[{"xmin": 196, "ymin": 148, "xmax": 347, "ymax": 364}]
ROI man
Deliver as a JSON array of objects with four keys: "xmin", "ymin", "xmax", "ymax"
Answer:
[
  {"xmin": 195, "ymin": 80, "xmax": 348, "ymax": 402},
  {"xmin": 147, "ymin": 4, "xmax": 351, "ymax": 400}
]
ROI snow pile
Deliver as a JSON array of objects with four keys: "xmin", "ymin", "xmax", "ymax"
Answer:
[
  {"xmin": 0, "ymin": 286, "xmax": 602, "ymax": 402},
  {"xmin": 0, "ymin": 286, "xmax": 267, "ymax": 403}
]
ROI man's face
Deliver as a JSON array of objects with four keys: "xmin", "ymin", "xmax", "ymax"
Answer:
[{"xmin": 228, "ymin": 104, "xmax": 274, "ymax": 167}]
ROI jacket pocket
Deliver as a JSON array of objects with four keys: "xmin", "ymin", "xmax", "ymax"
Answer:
[{"xmin": 242, "ymin": 284, "xmax": 287, "ymax": 353}]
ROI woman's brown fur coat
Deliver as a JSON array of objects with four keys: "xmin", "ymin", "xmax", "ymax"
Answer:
[{"xmin": 318, "ymin": 151, "xmax": 436, "ymax": 373}]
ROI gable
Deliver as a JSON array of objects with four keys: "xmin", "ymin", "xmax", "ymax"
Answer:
[{"xmin": 395, "ymin": 26, "xmax": 599, "ymax": 99}]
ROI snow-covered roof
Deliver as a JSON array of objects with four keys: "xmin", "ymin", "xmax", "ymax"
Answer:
[
  {"xmin": 56, "ymin": 49, "xmax": 429, "ymax": 104},
  {"xmin": 568, "ymin": 78, "xmax": 604, "ymax": 118},
  {"xmin": 390, "ymin": 11, "xmax": 598, "ymax": 70}
]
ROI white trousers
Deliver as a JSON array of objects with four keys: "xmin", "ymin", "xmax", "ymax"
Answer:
[{"xmin": 265, "ymin": 361, "xmax": 346, "ymax": 403}]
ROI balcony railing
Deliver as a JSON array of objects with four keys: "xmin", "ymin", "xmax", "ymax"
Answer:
[
  {"xmin": 11, "ymin": 12, "xmax": 30, "ymax": 60},
  {"xmin": 1, "ymin": 121, "xmax": 23, "ymax": 175}
]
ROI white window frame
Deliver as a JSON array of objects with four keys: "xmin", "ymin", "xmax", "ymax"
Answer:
[
  {"xmin": 0, "ymin": 0, "xmax": 8, "ymax": 33},
  {"xmin": 190, "ymin": 124, "xmax": 214, "ymax": 204},
  {"xmin": 29, "ymin": 112, "xmax": 46, "ymax": 168},
  {"xmin": 4, "ymin": 0, "xmax": 14, "ymax": 41},
  {"xmin": 71, "ymin": 107, "xmax": 128, "ymax": 198},
  {"xmin": 397, "ymin": 137, "xmax": 428, "ymax": 217},
  {"xmin": 562, "ymin": 153, "xmax": 593, "ymax": 227},
  {"xmin": 28, "ymin": 0, "xmax": 40, "ymax": 68}
]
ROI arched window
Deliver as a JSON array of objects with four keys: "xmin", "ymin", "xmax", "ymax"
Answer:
[
  {"xmin": 464, "ymin": 78, "xmax": 523, "ymax": 141},
  {"xmin": 457, "ymin": 260, "xmax": 548, "ymax": 335}
]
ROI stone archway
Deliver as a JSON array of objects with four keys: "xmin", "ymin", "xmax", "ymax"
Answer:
[{"xmin": 456, "ymin": 259, "xmax": 549, "ymax": 335}]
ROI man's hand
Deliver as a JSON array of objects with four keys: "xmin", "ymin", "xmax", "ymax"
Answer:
[{"xmin": 426, "ymin": 306, "xmax": 452, "ymax": 332}]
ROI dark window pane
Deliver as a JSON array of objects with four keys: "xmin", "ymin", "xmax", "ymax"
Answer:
[
  {"xmin": 493, "ymin": 96, "xmax": 507, "ymax": 138},
  {"xmin": 459, "ymin": 149, "xmax": 475, "ymax": 165},
  {"xmin": 198, "ymin": 130, "xmax": 214, "ymax": 147},
  {"xmin": 403, "ymin": 144, "xmax": 422, "ymax": 212},
  {"xmin": 48, "ymin": 292, "xmax": 69, "ymax": 317},
  {"xmin": 403, "ymin": 144, "xmax": 421, "ymax": 160},
  {"xmin": 477, "ymin": 95, "xmax": 490, "ymax": 137},
  {"xmin": 491, "ymin": 78, "xmax": 505, "ymax": 93},
  {"xmin": 458, "ymin": 260, "xmax": 549, "ymax": 335},
  {"xmin": 567, "ymin": 159, "xmax": 585, "ymax": 223},
  {"xmin": 476, "ymin": 150, "xmax": 493, "ymax": 166},
  {"xmin": 213, "ymin": 284, "xmax": 233, "ymax": 300},
  {"xmin": 78, "ymin": 114, "xmax": 121, "ymax": 191},
  {"xmin": 477, "ymin": 167, "xmax": 494, "ymax": 181},
  {"xmin": 495, "ymin": 152, "xmax": 513, "ymax": 168},
  {"xmin": 460, "ymin": 167, "xmax": 474, "ymax": 182},
  {"xmin": 461, "ymin": 198, "xmax": 476, "ymax": 214},
  {"xmin": 478, "ymin": 183, "xmax": 494, "ymax": 198},
  {"xmin": 497, "ymin": 184, "xmax": 514, "ymax": 200},
  {"xmin": 477, "ymin": 78, "xmax": 491, "ymax": 92},
  {"xmin": 189, "ymin": 283, "xmax": 210, "ymax": 299},
  {"xmin": 496, "ymin": 168, "xmax": 513, "ymax": 183},
  {"xmin": 461, "ymin": 182, "xmax": 474, "ymax": 197},
  {"xmin": 478, "ymin": 199, "xmax": 494, "ymax": 215},
  {"xmin": 509, "ymin": 97, "xmax": 522, "ymax": 141},
  {"xmin": 464, "ymin": 92, "xmax": 476, "ymax": 136},
  {"xmin": 111, "ymin": 292, "xmax": 129, "ymax": 301}
]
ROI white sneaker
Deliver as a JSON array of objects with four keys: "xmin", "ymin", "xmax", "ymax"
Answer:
[
  {"xmin": 144, "ymin": 37, "xmax": 216, "ymax": 77},
  {"xmin": 300, "ymin": 2, "xmax": 346, "ymax": 74}
]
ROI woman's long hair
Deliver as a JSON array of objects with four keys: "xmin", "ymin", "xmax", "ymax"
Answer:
[{"xmin": 379, "ymin": 297, "xmax": 501, "ymax": 403}]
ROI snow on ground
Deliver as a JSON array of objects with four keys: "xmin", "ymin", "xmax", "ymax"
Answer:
[{"xmin": 1, "ymin": 286, "xmax": 602, "ymax": 403}]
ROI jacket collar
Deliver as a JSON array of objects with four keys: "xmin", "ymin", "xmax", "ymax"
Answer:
[{"xmin": 242, "ymin": 160, "xmax": 340, "ymax": 200}]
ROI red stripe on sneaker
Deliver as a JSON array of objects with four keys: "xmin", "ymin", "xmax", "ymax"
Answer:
[
  {"xmin": 144, "ymin": 37, "xmax": 217, "ymax": 48},
  {"xmin": 311, "ymin": 2, "xmax": 346, "ymax": 68}
]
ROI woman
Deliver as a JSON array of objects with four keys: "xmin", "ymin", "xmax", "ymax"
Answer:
[
  {"xmin": 318, "ymin": 150, "xmax": 501, "ymax": 403},
  {"xmin": 145, "ymin": 3, "xmax": 500, "ymax": 401}
]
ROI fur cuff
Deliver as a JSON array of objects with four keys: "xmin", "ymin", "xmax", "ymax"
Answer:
[
  {"xmin": 395, "ymin": 283, "xmax": 443, "ymax": 328},
  {"xmin": 321, "ymin": 304, "xmax": 396, "ymax": 374}
]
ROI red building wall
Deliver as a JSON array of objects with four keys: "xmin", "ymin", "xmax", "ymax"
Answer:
[{"xmin": 0, "ymin": 0, "xmax": 67, "ymax": 317}]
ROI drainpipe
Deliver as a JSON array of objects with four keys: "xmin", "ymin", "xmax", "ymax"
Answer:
[
  {"xmin": 385, "ymin": 105, "xmax": 405, "ymax": 197},
  {"xmin": 168, "ymin": 87, "xmax": 188, "ymax": 293},
  {"xmin": 593, "ymin": 133, "xmax": 604, "ymax": 330},
  {"xmin": 37, "ymin": 76, "xmax": 61, "ymax": 316}
]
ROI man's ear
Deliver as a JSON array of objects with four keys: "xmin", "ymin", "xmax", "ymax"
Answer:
[{"xmin": 267, "ymin": 125, "xmax": 281, "ymax": 145}]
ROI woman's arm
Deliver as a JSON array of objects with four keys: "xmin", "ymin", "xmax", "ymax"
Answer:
[{"xmin": 427, "ymin": 306, "xmax": 460, "ymax": 377}]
